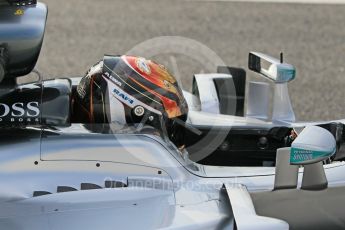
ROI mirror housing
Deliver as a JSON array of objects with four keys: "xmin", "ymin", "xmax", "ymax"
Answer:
[
  {"xmin": 248, "ymin": 52, "xmax": 296, "ymax": 83},
  {"xmin": 0, "ymin": 2, "xmax": 47, "ymax": 83},
  {"xmin": 290, "ymin": 126, "xmax": 336, "ymax": 165}
]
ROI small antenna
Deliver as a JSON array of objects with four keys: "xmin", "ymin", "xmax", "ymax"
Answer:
[{"xmin": 280, "ymin": 52, "xmax": 284, "ymax": 63}]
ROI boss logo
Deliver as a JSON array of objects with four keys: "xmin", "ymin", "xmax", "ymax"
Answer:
[{"xmin": 0, "ymin": 102, "xmax": 40, "ymax": 123}]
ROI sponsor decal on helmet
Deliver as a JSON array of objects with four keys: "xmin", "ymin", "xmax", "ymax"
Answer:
[
  {"xmin": 113, "ymin": 88, "xmax": 134, "ymax": 105},
  {"xmin": 77, "ymin": 81, "xmax": 87, "ymax": 99},
  {"xmin": 103, "ymin": 72, "xmax": 122, "ymax": 87},
  {"xmin": 0, "ymin": 102, "xmax": 40, "ymax": 123},
  {"xmin": 136, "ymin": 58, "xmax": 151, "ymax": 74},
  {"xmin": 158, "ymin": 64, "xmax": 167, "ymax": 71},
  {"xmin": 163, "ymin": 80, "xmax": 171, "ymax": 89}
]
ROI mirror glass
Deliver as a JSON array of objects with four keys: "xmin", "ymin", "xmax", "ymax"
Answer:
[{"xmin": 248, "ymin": 52, "xmax": 296, "ymax": 83}]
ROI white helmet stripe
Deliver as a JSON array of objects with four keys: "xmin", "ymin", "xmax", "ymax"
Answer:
[
  {"xmin": 105, "ymin": 84, "xmax": 126, "ymax": 124},
  {"xmin": 103, "ymin": 77, "xmax": 162, "ymax": 122}
]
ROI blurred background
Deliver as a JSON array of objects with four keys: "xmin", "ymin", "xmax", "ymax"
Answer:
[{"xmin": 36, "ymin": 0, "xmax": 345, "ymax": 121}]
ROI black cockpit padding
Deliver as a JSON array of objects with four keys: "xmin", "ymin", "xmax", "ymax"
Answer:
[
  {"xmin": 81, "ymin": 183, "xmax": 102, "ymax": 190},
  {"xmin": 57, "ymin": 186, "xmax": 77, "ymax": 193},
  {"xmin": 105, "ymin": 180, "xmax": 127, "ymax": 188},
  {"xmin": 216, "ymin": 66, "xmax": 246, "ymax": 116},
  {"xmin": 33, "ymin": 191, "xmax": 51, "ymax": 197},
  {"xmin": 41, "ymin": 79, "xmax": 72, "ymax": 126}
]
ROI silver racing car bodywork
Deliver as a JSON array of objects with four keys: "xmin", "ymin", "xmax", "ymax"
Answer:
[
  {"xmin": 1, "ymin": 1, "xmax": 345, "ymax": 230},
  {"xmin": 1, "ymin": 122, "xmax": 345, "ymax": 229}
]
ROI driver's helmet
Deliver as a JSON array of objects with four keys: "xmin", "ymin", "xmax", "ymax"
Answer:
[{"xmin": 74, "ymin": 55, "xmax": 189, "ymax": 146}]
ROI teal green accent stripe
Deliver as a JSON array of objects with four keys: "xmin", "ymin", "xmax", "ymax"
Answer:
[
  {"xmin": 290, "ymin": 147, "xmax": 336, "ymax": 164},
  {"xmin": 278, "ymin": 68, "xmax": 296, "ymax": 82}
]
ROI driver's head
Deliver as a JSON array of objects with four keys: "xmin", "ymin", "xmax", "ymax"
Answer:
[{"xmin": 75, "ymin": 55, "xmax": 188, "ymax": 146}]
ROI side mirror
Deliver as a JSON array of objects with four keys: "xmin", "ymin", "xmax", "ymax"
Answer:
[
  {"xmin": 248, "ymin": 52, "xmax": 296, "ymax": 83},
  {"xmin": 0, "ymin": 2, "xmax": 47, "ymax": 83},
  {"xmin": 290, "ymin": 126, "xmax": 336, "ymax": 165}
]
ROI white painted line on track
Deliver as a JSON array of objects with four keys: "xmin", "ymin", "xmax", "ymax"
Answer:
[{"xmin": 187, "ymin": 0, "xmax": 345, "ymax": 4}]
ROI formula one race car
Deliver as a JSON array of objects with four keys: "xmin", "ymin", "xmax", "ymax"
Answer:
[{"xmin": 1, "ymin": 1, "xmax": 345, "ymax": 230}]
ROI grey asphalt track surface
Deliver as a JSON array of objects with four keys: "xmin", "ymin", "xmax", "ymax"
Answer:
[{"xmin": 36, "ymin": 0, "xmax": 345, "ymax": 121}]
